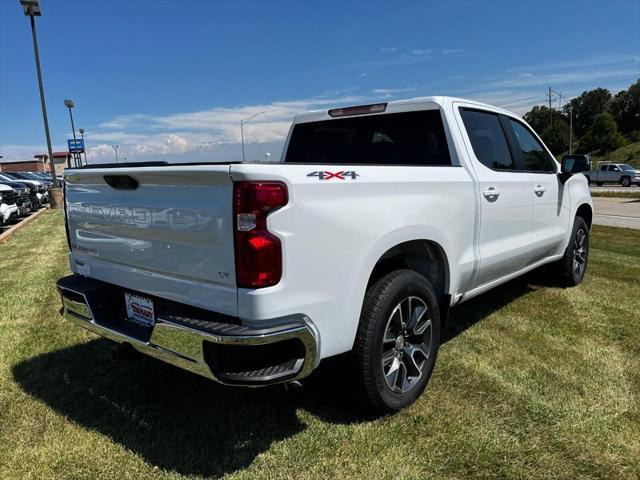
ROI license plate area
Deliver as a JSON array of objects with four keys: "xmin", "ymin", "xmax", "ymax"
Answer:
[{"xmin": 125, "ymin": 292, "xmax": 155, "ymax": 327}]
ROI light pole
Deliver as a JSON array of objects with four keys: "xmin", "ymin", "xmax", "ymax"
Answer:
[
  {"xmin": 240, "ymin": 111, "xmax": 265, "ymax": 161},
  {"xmin": 64, "ymin": 99, "xmax": 80, "ymax": 167},
  {"xmin": 112, "ymin": 144, "xmax": 119, "ymax": 163},
  {"xmin": 20, "ymin": 0, "xmax": 59, "ymax": 186},
  {"xmin": 79, "ymin": 128, "xmax": 87, "ymax": 165}
]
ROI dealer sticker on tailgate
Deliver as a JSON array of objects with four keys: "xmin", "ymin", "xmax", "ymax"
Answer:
[{"xmin": 124, "ymin": 292, "xmax": 155, "ymax": 327}]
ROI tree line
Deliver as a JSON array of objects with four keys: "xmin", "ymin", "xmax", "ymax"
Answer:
[{"xmin": 523, "ymin": 79, "xmax": 640, "ymax": 155}]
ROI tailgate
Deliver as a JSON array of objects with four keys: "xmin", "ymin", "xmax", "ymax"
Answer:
[{"xmin": 64, "ymin": 166, "xmax": 238, "ymax": 316}]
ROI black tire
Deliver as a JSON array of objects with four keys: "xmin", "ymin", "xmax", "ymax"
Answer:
[
  {"xmin": 620, "ymin": 176, "xmax": 631, "ymax": 187},
  {"xmin": 355, "ymin": 269, "xmax": 440, "ymax": 414},
  {"xmin": 595, "ymin": 181, "xmax": 604, "ymax": 186},
  {"xmin": 584, "ymin": 175, "xmax": 591, "ymax": 185},
  {"xmin": 557, "ymin": 216, "xmax": 589, "ymax": 286}
]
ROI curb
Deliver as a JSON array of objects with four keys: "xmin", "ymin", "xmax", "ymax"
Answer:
[{"xmin": 0, "ymin": 207, "xmax": 50, "ymax": 244}]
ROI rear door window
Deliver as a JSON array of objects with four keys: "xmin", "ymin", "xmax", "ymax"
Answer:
[
  {"xmin": 460, "ymin": 109, "xmax": 515, "ymax": 170},
  {"xmin": 284, "ymin": 110, "xmax": 451, "ymax": 165}
]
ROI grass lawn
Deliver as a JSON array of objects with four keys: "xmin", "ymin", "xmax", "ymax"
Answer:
[{"xmin": 1, "ymin": 211, "xmax": 638, "ymax": 479}]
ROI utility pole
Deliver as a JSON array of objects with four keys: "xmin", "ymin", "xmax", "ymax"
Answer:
[
  {"xmin": 240, "ymin": 111, "xmax": 266, "ymax": 161},
  {"xmin": 549, "ymin": 87, "xmax": 574, "ymax": 154},
  {"xmin": 548, "ymin": 86, "xmax": 553, "ymax": 128},
  {"xmin": 21, "ymin": 0, "xmax": 59, "ymax": 187}
]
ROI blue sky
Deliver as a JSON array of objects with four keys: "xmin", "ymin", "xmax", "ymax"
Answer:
[{"xmin": 1, "ymin": 0, "xmax": 638, "ymax": 163}]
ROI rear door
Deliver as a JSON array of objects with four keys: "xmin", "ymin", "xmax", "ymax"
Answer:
[
  {"xmin": 64, "ymin": 165, "xmax": 238, "ymax": 316},
  {"xmin": 457, "ymin": 107, "xmax": 534, "ymax": 286}
]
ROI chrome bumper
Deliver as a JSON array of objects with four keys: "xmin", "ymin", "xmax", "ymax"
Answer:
[{"xmin": 57, "ymin": 275, "xmax": 319, "ymax": 386}]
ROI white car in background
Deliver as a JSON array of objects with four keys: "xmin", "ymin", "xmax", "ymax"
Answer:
[{"xmin": 0, "ymin": 184, "xmax": 19, "ymax": 225}]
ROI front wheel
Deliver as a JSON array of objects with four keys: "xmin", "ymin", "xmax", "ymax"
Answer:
[
  {"xmin": 556, "ymin": 216, "xmax": 589, "ymax": 286},
  {"xmin": 355, "ymin": 270, "xmax": 440, "ymax": 414},
  {"xmin": 621, "ymin": 176, "xmax": 631, "ymax": 187},
  {"xmin": 595, "ymin": 181, "xmax": 604, "ymax": 186}
]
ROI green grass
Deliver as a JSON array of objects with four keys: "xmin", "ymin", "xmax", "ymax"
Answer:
[
  {"xmin": 1, "ymin": 211, "xmax": 639, "ymax": 479},
  {"xmin": 590, "ymin": 191, "xmax": 640, "ymax": 198},
  {"xmin": 593, "ymin": 141, "xmax": 640, "ymax": 168}
]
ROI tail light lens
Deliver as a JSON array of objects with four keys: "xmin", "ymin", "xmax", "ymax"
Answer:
[{"xmin": 233, "ymin": 181, "xmax": 288, "ymax": 288}]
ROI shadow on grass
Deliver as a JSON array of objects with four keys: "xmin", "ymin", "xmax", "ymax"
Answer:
[
  {"xmin": 12, "ymin": 338, "xmax": 368, "ymax": 477},
  {"xmin": 442, "ymin": 267, "xmax": 564, "ymax": 343},
  {"xmin": 12, "ymin": 268, "xmax": 560, "ymax": 477}
]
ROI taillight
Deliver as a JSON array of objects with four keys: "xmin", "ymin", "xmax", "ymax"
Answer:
[{"xmin": 233, "ymin": 181, "xmax": 288, "ymax": 288}]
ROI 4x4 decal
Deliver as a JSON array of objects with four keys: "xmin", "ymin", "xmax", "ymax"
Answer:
[{"xmin": 307, "ymin": 171, "xmax": 359, "ymax": 180}]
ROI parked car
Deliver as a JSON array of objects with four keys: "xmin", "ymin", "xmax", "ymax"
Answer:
[
  {"xmin": 0, "ymin": 173, "xmax": 48, "ymax": 204},
  {"xmin": 0, "ymin": 182, "xmax": 33, "ymax": 215},
  {"xmin": 56, "ymin": 97, "xmax": 593, "ymax": 413},
  {"xmin": 584, "ymin": 162, "xmax": 640, "ymax": 187},
  {"xmin": 0, "ymin": 184, "xmax": 19, "ymax": 225},
  {"xmin": 18, "ymin": 171, "xmax": 56, "ymax": 187}
]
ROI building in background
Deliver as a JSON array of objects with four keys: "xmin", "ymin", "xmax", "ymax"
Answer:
[{"xmin": 0, "ymin": 152, "xmax": 70, "ymax": 175}]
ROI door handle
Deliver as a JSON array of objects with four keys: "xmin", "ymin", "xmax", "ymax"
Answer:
[
  {"xmin": 534, "ymin": 184, "xmax": 546, "ymax": 194},
  {"xmin": 483, "ymin": 187, "xmax": 501, "ymax": 199}
]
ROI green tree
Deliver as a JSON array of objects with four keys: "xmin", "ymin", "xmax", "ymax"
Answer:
[
  {"xmin": 608, "ymin": 79, "xmax": 640, "ymax": 134},
  {"xmin": 541, "ymin": 121, "xmax": 570, "ymax": 154},
  {"xmin": 582, "ymin": 111, "xmax": 625, "ymax": 153},
  {"xmin": 564, "ymin": 87, "xmax": 612, "ymax": 137},
  {"xmin": 523, "ymin": 105, "xmax": 567, "ymax": 135}
]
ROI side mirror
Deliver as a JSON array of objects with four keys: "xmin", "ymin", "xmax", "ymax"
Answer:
[{"xmin": 561, "ymin": 156, "xmax": 590, "ymax": 174}]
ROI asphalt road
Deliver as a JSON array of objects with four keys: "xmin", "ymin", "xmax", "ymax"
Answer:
[{"xmin": 592, "ymin": 197, "xmax": 640, "ymax": 229}]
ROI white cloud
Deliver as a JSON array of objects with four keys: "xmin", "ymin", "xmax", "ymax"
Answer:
[
  {"xmin": 442, "ymin": 49, "xmax": 464, "ymax": 55},
  {"xmin": 380, "ymin": 47, "xmax": 398, "ymax": 53},
  {"xmin": 412, "ymin": 49, "xmax": 432, "ymax": 56}
]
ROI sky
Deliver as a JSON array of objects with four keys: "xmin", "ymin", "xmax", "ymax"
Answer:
[{"xmin": 1, "ymin": 0, "xmax": 639, "ymax": 164}]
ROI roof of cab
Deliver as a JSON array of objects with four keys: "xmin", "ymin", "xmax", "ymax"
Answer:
[{"xmin": 292, "ymin": 95, "xmax": 518, "ymax": 124}]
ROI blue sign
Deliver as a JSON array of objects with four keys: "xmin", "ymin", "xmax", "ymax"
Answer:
[{"xmin": 67, "ymin": 138, "xmax": 85, "ymax": 153}]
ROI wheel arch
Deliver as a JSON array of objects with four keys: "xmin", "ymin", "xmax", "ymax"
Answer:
[
  {"xmin": 357, "ymin": 233, "xmax": 454, "ymax": 338},
  {"xmin": 575, "ymin": 202, "xmax": 593, "ymax": 230}
]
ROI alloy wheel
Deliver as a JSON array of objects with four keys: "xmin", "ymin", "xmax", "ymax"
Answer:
[
  {"xmin": 381, "ymin": 296, "xmax": 432, "ymax": 394},
  {"xmin": 573, "ymin": 228, "xmax": 587, "ymax": 278}
]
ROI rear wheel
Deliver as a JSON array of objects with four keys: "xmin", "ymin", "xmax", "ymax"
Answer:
[
  {"xmin": 556, "ymin": 216, "xmax": 589, "ymax": 286},
  {"xmin": 355, "ymin": 270, "xmax": 440, "ymax": 414},
  {"xmin": 621, "ymin": 176, "xmax": 631, "ymax": 187},
  {"xmin": 595, "ymin": 181, "xmax": 604, "ymax": 186}
]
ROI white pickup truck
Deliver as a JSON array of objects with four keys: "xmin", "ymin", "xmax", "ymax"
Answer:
[{"xmin": 57, "ymin": 97, "xmax": 593, "ymax": 412}]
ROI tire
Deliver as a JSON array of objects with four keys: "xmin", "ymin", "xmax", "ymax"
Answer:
[
  {"xmin": 595, "ymin": 181, "xmax": 604, "ymax": 186},
  {"xmin": 620, "ymin": 176, "xmax": 631, "ymax": 187},
  {"xmin": 557, "ymin": 216, "xmax": 589, "ymax": 286},
  {"xmin": 355, "ymin": 269, "xmax": 440, "ymax": 414},
  {"xmin": 584, "ymin": 176, "xmax": 591, "ymax": 185}
]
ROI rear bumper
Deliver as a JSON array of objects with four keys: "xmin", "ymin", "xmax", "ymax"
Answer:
[{"xmin": 56, "ymin": 275, "xmax": 319, "ymax": 386}]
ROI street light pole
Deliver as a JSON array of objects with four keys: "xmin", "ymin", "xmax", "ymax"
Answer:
[
  {"xmin": 240, "ymin": 111, "xmax": 266, "ymax": 161},
  {"xmin": 21, "ymin": 0, "xmax": 58, "ymax": 186},
  {"xmin": 112, "ymin": 144, "xmax": 119, "ymax": 163},
  {"xmin": 79, "ymin": 128, "xmax": 87, "ymax": 165},
  {"xmin": 64, "ymin": 99, "xmax": 79, "ymax": 167}
]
